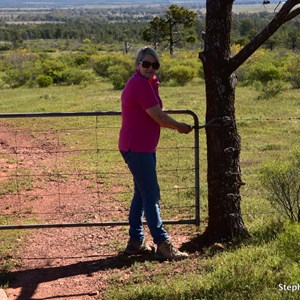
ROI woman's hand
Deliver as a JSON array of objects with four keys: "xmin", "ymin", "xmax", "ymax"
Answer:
[
  {"xmin": 176, "ymin": 123, "xmax": 193, "ymax": 134},
  {"xmin": 146, "ymin": 105, "xmax": 193, "ymax": 134}
]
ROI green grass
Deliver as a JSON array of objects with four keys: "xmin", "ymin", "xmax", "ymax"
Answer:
[
  {"xmin": 103, "ymin": 220, "xmax": 300, "ymax": 300},
  {"xmin": 0, "ymin": 77, "xmax": 299, "ymax": 297},
  {"xmin": 0, "ymin": 168, "xmax": 33, "ymax": 195},
  {"xmin": 0, "ymin": 216, "xmax": 23, "ymax": 287}
]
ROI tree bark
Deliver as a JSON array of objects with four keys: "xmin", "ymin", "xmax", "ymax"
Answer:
[
  {"xmin": 200, "ymin": 0, "xmax": 249, "ymax": 242},
  {"xmin": 199, "ymin": 0, "xmax": 300, "ymax": 243}
]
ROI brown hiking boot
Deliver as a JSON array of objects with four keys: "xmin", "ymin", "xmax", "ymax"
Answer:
[
  {"xmin": 124, "ymin": 238, "xmax": 153, "ymax": 255},
  {"xmin": 155, "ymin": 239, "xmax": 188, "ymax": 261}
]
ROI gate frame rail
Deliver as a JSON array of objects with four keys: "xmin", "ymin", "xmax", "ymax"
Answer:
[{"xmin": 0, "ymin": 110, "xmax": 200, "ymax": 229}]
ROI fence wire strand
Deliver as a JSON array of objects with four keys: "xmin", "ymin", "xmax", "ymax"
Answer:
[
  {"xmin": 0, "ymin": 114, "xmax": 299, "ymax": 229},
  {"xmin": 0, "ymin": 111, "xmax": 199, "ymax": 229}
]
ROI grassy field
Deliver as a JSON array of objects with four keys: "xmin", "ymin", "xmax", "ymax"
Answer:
[
  {"xmin": 0, "ymin": 78, "xmax": 300, "ymax": 298},
  {"xmin": 231, "ymin": 4, "xmax": 282, "ymax": 14}
]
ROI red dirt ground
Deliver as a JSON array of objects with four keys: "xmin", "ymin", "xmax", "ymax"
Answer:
[{"xmin": 0, "ymin": 124, "xmax": 194, "ymax": 300}]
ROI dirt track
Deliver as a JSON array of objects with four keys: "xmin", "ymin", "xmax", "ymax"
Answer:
[{"xmin": 1, "ymin": 124, "xmax": 192, "ymax": 299}]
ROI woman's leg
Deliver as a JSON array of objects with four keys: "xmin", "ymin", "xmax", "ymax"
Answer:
[
  {"xmin": 128, "ymin": 180, "xmax": 144, "ymax": 241},
  {"xmin": 121, "ymin": 151, "xmax": 169, "ymax": 244}
]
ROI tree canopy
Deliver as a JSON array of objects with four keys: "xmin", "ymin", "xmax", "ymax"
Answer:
[
  {"xmin": 0, "ymin": 5, "xmax": 299, "ymax": 52},
  {"xmin": 143, "ymin": 5, "xmax": 197, "ymax": 54}
]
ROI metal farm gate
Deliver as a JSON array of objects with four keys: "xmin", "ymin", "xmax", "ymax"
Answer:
[{"xmin": 0, "ymin": 110, "xmax": 200, "ymax": 230}]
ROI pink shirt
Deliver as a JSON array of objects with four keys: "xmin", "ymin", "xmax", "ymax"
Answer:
[{"xmin": 118, "ymin": 70, "xmax": 162, "ymax": 153}]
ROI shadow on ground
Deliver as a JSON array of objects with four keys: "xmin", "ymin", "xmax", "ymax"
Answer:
[
  {"xmin": 4, "ymin": 235, "xmax": 211, "ymax": 300},
  {"xmin": 6, "ymin": 252, "xmax": 155, "ymax": 300}
]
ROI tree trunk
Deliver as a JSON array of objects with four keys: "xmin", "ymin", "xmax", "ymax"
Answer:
[
  {"xmin": 194, "ymin": 0, "xmax": 300, "ymax": 244},
  {"xmin": 169, "ymin": 20, "xmax": 174, "ymax": 55},
  {"xmin": 200, "ymin": 0, "xmax": 249, "ymax": 242}
]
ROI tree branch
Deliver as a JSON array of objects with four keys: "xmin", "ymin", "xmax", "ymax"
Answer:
[
  {"xmin": 227, "ymin": 0, "xmax": 300, "ymax": 74},
  {"xmin": 286, "ymin": 7, "xmax": 300, "ymax": 21}
]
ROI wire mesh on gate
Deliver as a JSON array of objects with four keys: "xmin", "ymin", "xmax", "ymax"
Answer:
[{"xmin": 0, "ymin": 110, "xmax": 200, "ymax": 230}]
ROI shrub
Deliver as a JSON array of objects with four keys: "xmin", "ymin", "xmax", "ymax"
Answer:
[
  {"xmin": 0, "ymin": 78, "xmax": 9, "ymax": 89},
  {"xmin": 257, "ymin": 80, "xmax": 285, "ymax": 100},
  {"xmin": 237, "ymin": 51, "xmax": 286, "ymax": 86},
  {"xmin": 62, "ymin": 68, "xmax": 83, "ymax": 85},
  {"xmin": 157, "ymin": 60, "xmax": 173, "ymax": 83},
  {"xmin": 6, "ymin": 49, "xmax": 37, "ymax": 69},
  {"xmin": 159, "ymin": 53, "xmax": 201, "ymax": 84},
  {"xmin": 277, "ymin": 222, "xmax": 300, "ymax": 263},
  {"xmin": 35, "ymin": 74, "xmax": 53, "ymax": 87},
  {"xmin": 260, "ymin": 151, "xmax": 300, "ymax": 222},
  {"xmin": 107, "ymin": 65, "xmax": 131, "ymax": 90},
  {"xmin": 0, "ymin": 44, "xmax": 12, "ymax": 51},
  {"xmin": 61, "ymin": 69, "xmax": 96, "ymax": 86},
  {"xmin": 164, "ymin": 65, "xmax": 196, "ymax": 86},
  {"xmin": 41, "ymin": 59, "xmax": 67, "ymax": 84},
  {"xmin": 247, "ymin": 63, "xmax": 283, "ymax": 85},
  {"xmin": 73, "ymin": 54, "xmax": 90, "ymax": 67},
  {"xmin": 285, "ymin": 57, "xmax": 300, "ymax": 89},
  {"xmin": 91, "ymin": 54, "xmax": 132, "ymax": 78},
  {"xmin": 2, "ymin": 69, "xmax": 32, "ymax": 88}
]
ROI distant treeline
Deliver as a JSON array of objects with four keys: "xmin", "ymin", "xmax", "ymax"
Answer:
[
  {"xmin": 0, "ymin": 1, "xmax": 201, "ymax": 9},
  {"xmin": 0, "ymin": 1, "xmax": 265, "ymax": 9},
  {"xmin": 0, "ymin": 6, "xmax": 299, "ymax": 51}
]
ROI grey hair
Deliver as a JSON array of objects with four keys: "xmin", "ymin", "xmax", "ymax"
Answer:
[{"xmin": 135, "ymin": 46, "xmax": 160, "ymax": 68}]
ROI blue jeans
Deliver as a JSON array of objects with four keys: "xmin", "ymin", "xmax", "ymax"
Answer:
[{"xmin": 121, "ymin": 151, "xmax": 169, "ymax": 244}]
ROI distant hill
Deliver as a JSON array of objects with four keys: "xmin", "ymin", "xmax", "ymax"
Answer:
[
  {"xmin": 3, "ymin": 0, "xmax": 174, "ymax": 9},
  {"xmin": 0, "ymin": 0, "xmax": 262, "ymax": 9}
]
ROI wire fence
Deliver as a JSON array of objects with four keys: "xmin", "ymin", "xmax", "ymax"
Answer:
[
  {"xmin": 0, "ymin": 110, "xmax": 200, "ymax": 230},
  {"xmin": 233, "ymin": 116, "xmax": 300, "ymax": 220},
  {"xmin": 193, "ymin": 115, "xmax": 299, "ymax": 222},
  {"xmin": 0, "ymin": 112, "xmax": 299, "ymax": 230}
]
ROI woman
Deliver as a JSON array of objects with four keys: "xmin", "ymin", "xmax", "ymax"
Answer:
[{"xmin": 119, "ymin": 46, "xmax": 192, "ymax": 260}]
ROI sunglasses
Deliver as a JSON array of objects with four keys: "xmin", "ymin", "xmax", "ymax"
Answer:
[{"xmin": 140, "ymin": 60, "xmax": 160, "ymax": 70}]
